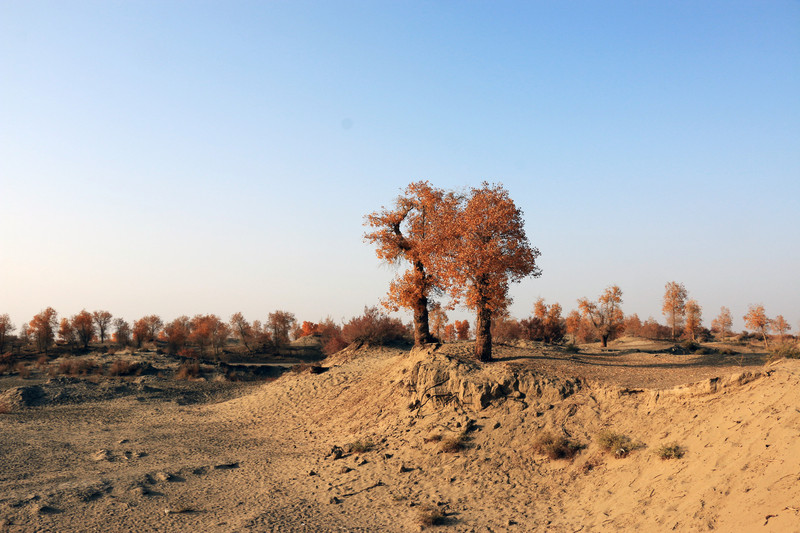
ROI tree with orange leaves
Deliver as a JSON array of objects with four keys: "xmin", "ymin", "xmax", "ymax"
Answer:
[
  {"xmin": 439, "ymin": 183, "xmax": 541, "ymax": 361},
  {"xmin": 454, "ymin": 320, "xmax": 470, "ymax": 341},
  {"xmin": 92, "ymin": 310, "xmax": 113, "ymax": 344},
  {"xmin": 29, "ymin": 307, "xmax": 58, "ymax": 353},
  {"xmin": 683, "ymin": 299, "xmax": 702, "ymax": 341},
  {"xmin": 771, "ymin": 315, "xmax": 791, "ymax": 341},
  {"xmin": 662, "ymin": 281, "xmax": 688, "ymax": 339},
  {"xmin": 578, "ymin": 286, "xmax": 624, "ymax": 348},
  {"xmin": 711, "ymin": 307, "xmax": 733, "ymax": 341},
  {"xmin": 72, "ymin": 310, "xmax": 96, "ymax": 349},
  {"xmin": 365, "ymin": 181, "xmax": 457, "ymax": 347},
  {"xmin": 743, "ymin": 304, "xmax": 770, "ymax": 349}
]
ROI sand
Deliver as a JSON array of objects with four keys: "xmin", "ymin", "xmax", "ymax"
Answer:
[{"xmin": 1, "ymin": 341, "xmax": 799, "ymax": 532}]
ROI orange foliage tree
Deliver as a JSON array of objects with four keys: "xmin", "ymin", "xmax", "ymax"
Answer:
[
  {"xmin": 0, "ymin": 314, "xmax": 14, "ymax": 353},
  {"xmin": 267, "ymin": 310, "xmax": 296, "ymax": 348},
  {"xmin": 189, "ymin": 314, "xmax": 230, "ymax": 356},
  {"xmin": 454, "ymin": 320, "xmax": 470, "ymax": 341},
  {"xmin": 623, "ymin": 313, "xmax": 642, "ymax": 337},
  {"xmin": 365, "ymin": 182, "xmax": 455, "ymax": 347},
  {"xmin": 711, "ymin": 307, "xmax": 733, "ymax": 341},
  {"xmin": 132, "ymin": 315, "xmax": 163, "ymax": 348},
  {"xmin": 662, "ymin": 281, "xmax": 688, "ymax": 339},
  {"xmin": 29, "ymin": 307, "xmax": 58, "ymax": 353},
  {"xmin": 72, "ymin": 310, "xmax": 96, "ymax": 349},
  {"xmin": 230, "ymin": 312, "xmax": 255, "ymax": 353},
  {"xmin": 683, "ymin": 299, "xmax": 703, "ymax": 341},
  {"xmin": 92, "ymin": 310, "xmax": 113, "ymax": 343},
  {"xmin": 442, "ymin": 323, "xmax": 456, "ymax": 343},
  {"xmin": 428, "ymin": 302, "xmax": 448, "ymax": 341},
  {"xmin": 438, "ymin": 183, "xmax": 541, "ymax": 361},
  {"xmin": 743, "ymin": 304, "xmax": 770, "ymax": 349},
  {"xmin": 113, "ymin": 318, "xmax": 131, "ymax": 347},
  {"xmin": 771, "ymin": 315, "xmax": 791, "ymax": 342},
  {"xmin": 58, "ymin": 317, "xmax": 76, "ymax": 347},
  {"xmin": 578, "ymin": 286, "xmax": 624, "ymax": 348},
  {"xmin": 164, "ymin": 316, "xmax": 191, "ymax": 354}
]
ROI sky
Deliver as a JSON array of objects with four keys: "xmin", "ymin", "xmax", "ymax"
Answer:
[{"xmin": 1, "ymin": 1, "xmax": 798, "ymax": 333}]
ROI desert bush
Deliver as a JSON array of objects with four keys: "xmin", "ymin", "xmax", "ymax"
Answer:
[
  {"xmin": 57, "ymin": 358, "xmax": 99, "ymax": 376},
  {"xmin": 417, "ymin": 504, "xmax": 446, "ymax": 527},
  {"xmin": 107, "ymin": 359, "xmax": 141, "ymax": 376},
  {"xmin": 290, "ymin": 363, "xmax": 326, "ymax": 374},
  {"xmin": 14, "ymin": 362, "xmax": 31, "ymax": 379},
  {"xmin": 533, "ymin": 432, "xmax": 583, "ymax": 460},
  {"xmin": 175, "ymin": 362, "xmax": 201, "ymax": 380},
  {"xmin": 0, "ymin": 363, "xmax": 10, "ymax": 375},
  {"xmin": 767, "ymin": 341, "xmax": 800, "ymax": 362},
  {"xmin": 346, "ymin": 439, "xmax": 375, "ymax": 454},
  {"xmin": 340, "ymin": 306, "xmax": 410, "ymax": 346},
  {"xmin": 597, "ymin": 430, "xmax": 644, "ymax": 458},
  {"xmin": 0, "ymin": 401, "xmax": 12, "ymax": 414},
  {"xmin": 655, "ymin": 442, "xmax": 685, "ymax": 460},
  {"xmin": 564, "ymin": 343, "xmax": 580, "ymax": 354},
  {"xmin": 322, "ymin": 335, "xmax": 349, "ymax": 355},
  {"xmin": 177, "ymin": 347, "xmax": 199, "ymax": 359},
  {"xmin": 438, "ymin": 434, "xmax": 466, "ymax": 453},
  {"xmin": 492, "ymin": 317, "xmax": 524, "ymax": 343}
]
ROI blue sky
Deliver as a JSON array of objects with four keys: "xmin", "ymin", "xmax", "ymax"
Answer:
[{"xmin": 1, "ymin": 1, "xmax": 798, "ymax": 332}]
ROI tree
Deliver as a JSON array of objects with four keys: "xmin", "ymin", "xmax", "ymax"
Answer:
[
  {"xmin": 771, "ymin": 315, "xmax": 791, "ymax": 341},
  {"xmin": 443, "ymin": 324, "xmax": 456, "ymax": 342},
  {"xmin": 164, "ymin": 316, "xmax": 191, "ymax": 354},
  {"xmin": 428, "ymin": 302, "xmax": 448, "ymax": 341},
  {"xmin": 230, "ymin": 312, "xmax": 255, "ymax": 353},
  {"xmin": 132, "ymin": 315, "xmax": 163, "ymax": 348},
  {"xmin": 0, "ymin": 314, "xmax": 15, "ymax": 353},
  {"xmin": 58, "ymin": 317, "xmax": 77, "ymax": 348},
  {"xmin": 92, "ymin": 310, "xmax": 113, "ymax": 343},
  {"xmin": 29, "ymin": 307, "xmax": 58, "ymax": 353},
  {"xmin": 267, "ymin": 310, "xmax": 296, "ymax": 348},
  {"xmin": 113, "ymin": 318, "xmax": 131, "ymax": 347},
  {"xmin": 662, "ymin": 281, "xmax": 688, "ymax": 339},
  {"xmin": 438, "ymin": 183, "xmax": 541, "ymax": 361},
  {"xmin": 623, "ymin": 314, "xmax": 642, "ymax": 337},
  {"xmin": 743, "ymin": 304, "xmax": 770, "ymax": 349},
  {"xmin": 578, "ymin": 286, "xmax": 624, "ymax": 348},
  {"xmin": 683, "ymin": 300, "xmax": 702, "ymax": 341},
  {"xmin": 190, "ymin": 314, "xmax": 230, "ymax": 356},
  {"xmin": 543, "ymin": 302, "xmax": 566, "ymax": 343},
  {"xmin": 454, "ymin": 320, "xmax": 470, "ymax": 341},
  {"xmin": 365, "ymin": 181, "xmax": 456, "ymax": 346},
  {"xmin": 711, "ymin": 307, "xmax": 733, "ymax": 341},
  {"xmin": 72, "ymin": 310, "xmax": 95, "ymax": 349}
]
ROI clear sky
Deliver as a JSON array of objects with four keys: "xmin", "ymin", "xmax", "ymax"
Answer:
[{"xmin": 2, "ymin": 1, "xmax": 798, "ymax": 333}]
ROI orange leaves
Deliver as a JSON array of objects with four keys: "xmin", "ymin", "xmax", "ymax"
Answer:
[
  {"xmin": 578, "ymin": 286, "xmax": 624, "ymax": 348},
  {"xmin": 711, "ymin": 307, "xmax": 733, "ymax": 340},
  {"xmin": 684, "ymin": 300, "xmax": 703, "ymax": 341},
  {"xmin": 743, "ymin": 304, "xmax": 771, "ymax": 349},
  {"xmin": 662, "ymin": 282, "xmax": 688, "ymax": 339}
]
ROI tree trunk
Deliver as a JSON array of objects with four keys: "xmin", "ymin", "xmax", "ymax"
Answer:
[
  {"xmin": 475, "ymin": 303, "xmax": 493, "ymax": 362},
  {"xmin": 600, "ymin": 333, "xmax": 609, "ymax": 348},
  {"xmin": 412, "ymin": 294, "xmax": 435, "ymax": 346}
]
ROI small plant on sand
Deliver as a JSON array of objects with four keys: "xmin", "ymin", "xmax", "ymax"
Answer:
[
  {"xmin": 655, "ymin": 442, "xmax": 685, "ymax": 460},
  {"xmin": 533, "ymin": 432, "xmax": 583, "ymax": 460},
  {"xmin": 57, "ymin": 358, "xmax": 99, "ymax": 376},
  {"xmin": 438, "ymin": 434, "xmax": 466, "ymax": 453},
  {"xmin": 423, "ymin": 434, "xmax": 443, "ymax": 444},
  {"xmin": 767, "ymin": 341, "xmax": 800, "ymax": 362},
  {"xmin": 0, "ymin": 401, "xmax": 12, "ymax": 414},
  {"xmin": 417, "ymin": 504, "xmax": 446, "ymax": 527},
  {"xmin": 597, "ymin": 430, "xmax": 644, "ymax": 458},
  {"xmin": 175, "ymin": 362, "xmax": 201, "ymax": 380},
  {"xmin": 107, "ymin": 359, "xmax": 141, "ymax": 376},
  {"xmin": 346, "ymin": 439, "xmax": 375, "ymax": 454},
  {"xmin": 564, "ymin": 343, "xmax": 580, "ymax": 354}
]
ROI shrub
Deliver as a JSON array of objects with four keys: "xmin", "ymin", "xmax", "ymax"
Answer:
[
  {"xmin": 655, "ymin": 443, "xmax": 685, "ymax": 460},
  {"xmin": 346, "ymin": 439, "xmax": 374, "ymax": 454},
  {"xmin": 14, "ymin": 362, "xmax": 31, "ymax": 379},
  {"xmin": 768, "ymin": 342, "xmax": 800, "ymax": 362},
  {"xmin": 417, "ymin": 504, "xmax": 446, "ymax": 527},
  {"xmin": 564, "ymin": 343, "xmax": 580, "ymax": 354},
  {"xmin": 175, "ymin": 362, "xmax": 201, "ymax": 380},
  {"xmin": 0, "ymin": 401, "xmax": 12, "ymax": 414},
  {"xmin": 57, "ymin": 358, "xmax": 99, "ymax": 376},
  {"xmin": 438, "ymin": 434, "xmax": 466, "ymax": 453},
  {"xmin": 340, "ymin": 306, "xmax": 410, "ymax": 346},
  {"xmin": 597, "ymin": 430, "xmax": 644, "ymax": 458},
  {"xmin": 533, "ymin": 432, "xmax": 583, "ymax": 460},
  {"xmin": 177, "ymin": 347, "xmax": 199, "ymax": 359},
  {"xmin": 107, "ymin": 359, "xmax": 141, "ymax": 376},
  {"xmin": 36, "ymin": 355, "xmax": 49, "ymax": 369}
]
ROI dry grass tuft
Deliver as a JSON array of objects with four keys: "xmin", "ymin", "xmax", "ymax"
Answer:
[
  {"xmin": 0, "ymin": 401, "xmax": 12, "ymax": 414},
  {"xmin": 57, "ymin": 358, "xmax": 99, "ymax": 376},
  {"xmin": 417, "ymin": 504, "xmax": 446, "ymax": 528},
  {"xmin": 655, "ymin": 442, "xmax": 685, "ymax": 460},
  {"xmin": 176, "ymin": 362, "xmax": 201, "ymax": 380},
  {"xmin": 533, "ymin": 432, "xmax": 583, "ymax": 460},
  {"xmin": 346, "ymin": 439, "xmax": 375, "ymax": 454},
  {"xmin": 438, "ymin": 434, "xmax": 466, "ymax": 453},
  {"xmin": 597, "ymin": 430, "xmax": 644, "ymax": 458},
  {"xmin": 107, "ymin": 359, "xmax": 141, "ymax": 376},
  {"xmin": 14, "ymin": 362, "xmax": 31, "ymax": 379}
]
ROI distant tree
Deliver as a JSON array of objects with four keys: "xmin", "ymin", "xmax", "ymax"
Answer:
[
  {"xmin": 92, "ymin": 310, "xmax": 113, "ymax": 343},
  {"xmin": 364, "ymin": 181, "xmax": 456, "ymax": 346},
  {"xmin": 543, "ymin": 302, "xmax": 566, "ymax": 343},
  {"xmin": 438, "ymin": 183, "xmax": 541, "ymax": 361},
  {"xmin": 298, "ymin": 321, "xmax": 320, "ymax": 338},
  {"xmin": 251, "ymin": 320, "xmax": 273, "ymax": 351},
  {"xmin": 711, "ymin": 307, "xmax": 733, "ymax": 341},
  {"xmin": 132, "ymin": 318, "xmax": 148, "ymax": 348},
  {"xmin": 640, "ymin": 317, "xmax": 670, "ymax": 340},
  {"xmin": 623, "ymin": 314, "xmax": 642, "ymax": 337},
  {"xmin": 317, "ymin": 317, "xmax": 347, "ymax": 355},
  {"xmin": 683, "ymin": 300, "xmax": 702, "ymax": 341},
  {"xmin": 112, "ymin": 318, "xmax": 131, "ymax": 347},
  {"xmin": 454, "ymin": 320, "xmax": 471, "ymax": 341},
  {"xmin": 491, "ymin": 314, "xmax": 523, "ymax": 343},
  {"xmin": 578, "ymin": 286, "xmax": 624, "ymax": 348},
  {"xmin": 522, "ymin": 299, "xmax": 565, "ymax": 343},
  {"xmin": 340, "ymin": 306, "xmax": 409, "ymax": 345},
  {"xmin": 164, "ymin": 316, "xmax": 192, "ymax": 354},
  {"xmin": 143, "ymin": 315, "xmax": 164, "ymax": 342},
  {"xmin": 442, "ymin": 323, "xmax": 456, "ymax": 343},
  {"xmin": 189, "ymin": 314, "xmax": 229, "ymax": 356},
  {"xmin": 662, "ymin": 282, "xmax": 688, "ymax": 339},
  {"xmin": 267, "ymin": 311, "xmax": 296, "ymax": 348},
  {"xmin": 229, "ymin": 313, "xmax": 255, "ymax": 353},
  {"xmin": 771, "ymin": 315, "xmax": 791, "ymax": 341},
  {"xmin": 428, "ymin": 302, "xmax": 448, "ymax": 341},
  {"xmin": 0, "ymin": 314, "xmax": 15, "ymax": 353},
  {"xmin": 29, "ymin": 307, "xmax": 58, "ymax": 353},
  {"xmin": 72, "ymin": 310, "xmax": 96, "ymax": 349},
  {"xmin": 743, "ymin": 304, "xmax": 771, "ymax": 349},
  {"xmin": 565, "ymin": 309, "xmax": 583, "ymax": 343},
  {"xmin": 58, "ymin": 317, "xmax": 77, "ymax": 348}
]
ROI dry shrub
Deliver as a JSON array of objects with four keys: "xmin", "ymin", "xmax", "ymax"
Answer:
[
  {"xmin": 533, "ymin": 432, "xmax": 583, "ymax": 460},
  {"xmin": 176, "ymin": 362, "xmax": 201, "ymax": 380},
  {"xmin": 36, "ymin": 355, "xmax": 50, "ymax": 369},
  {"xmin": 14, "ymin": 362, "xmax": 31, "ymax": 379},
  {"xmin": 322, "ymin": 336, "xmax": 349, "ymax": 356},
  {"xmin": 290, "ymin": 363, "xmax": 326, "ymax": 374},
  {"xmin": 423, "ymin": 434, "xmax": 443, "ymax": 444},
  {"xmin": 438, "ymin": 435, "xmax": 466, "ymax": 453},
  {"xmin": 0, "ymin": 401, "xmax": 12, "ymax": 414},
  {"xmin": 768, "ymin": 341, "xmax": 800, "ymax": 362},
  {"xmin": 107, "ymin": 359, "xmax": 141, "ymax": 376},
  {"xmin": 57, "ymin": 358, "xmax": 99, "ymax": 376},
  {"xmin": 597, "ymin": 430, "xmax": 644, "ymax": 458},
  {"xmin": 655, "ymin": 442, "xmax": 685, "ymax": 460},
  {"xmin": 417, "ymin": 504, "xmax": 446, "ymax": 528},
  {"xmin": 341, "ymin": 306, "xmax": 410, "ymax": 346},
  {"xmin": 0, "ymin": 363, "xmax": 10, "ymax": 375},
  {"xmin": 346, "ymin": 439, "xmax": 374, "ymax": 454},
  {"xmin": 177, "ymin": 348, "xmax": 199, "ymax": 359}
]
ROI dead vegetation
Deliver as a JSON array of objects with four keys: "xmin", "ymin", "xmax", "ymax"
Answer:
[{"xmin": 533, "ymin": 431, "xmax": 584, "ymax": 460}]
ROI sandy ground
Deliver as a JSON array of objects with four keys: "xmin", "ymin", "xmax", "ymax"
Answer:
[{"xmin": 1, "ymin": 341, "xmax": 799, "ymax": 532}]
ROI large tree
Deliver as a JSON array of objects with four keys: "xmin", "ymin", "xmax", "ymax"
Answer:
[
  {"xmin": 364, "ymin": 181, "xmax": 456, "ymax": 346},
  {"xmin": 439, "ymin": 183, "xmax": 541, "ymax": 361},
  {"xmin": 29, "ymin": 307, "xmax": 58, "ymax": 353},
  {"xmin": 684, "ymin": 299, "xmax": 702, "ymax": 341},
  {"xmin": 267, "ymin": 310, "xmax": 296, "ymax": 348},
  {"xmin": 772, "ymin": 315, "xmax": 791, "ymax": 341},
  {"xmin": 711, "ymin": 306, "xmax": 733, "ymax": 341},
  {"xmin": 578, "ymin": 286, "xmax": 624, "ymax": 348},
  {"xmin": 662, "ymin": 281, "xmax": 688, "ymax": 339},
  {"xmin": 743, "ymin": 304, "xmax": 770, "ymax": 350},
  {"xmin": 72, "ymin": 309, "xmax": 96, "ymax": 349},
  {"xmin": 92, "ymin": 310, "xmax": 113, "ymax": 344}
]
